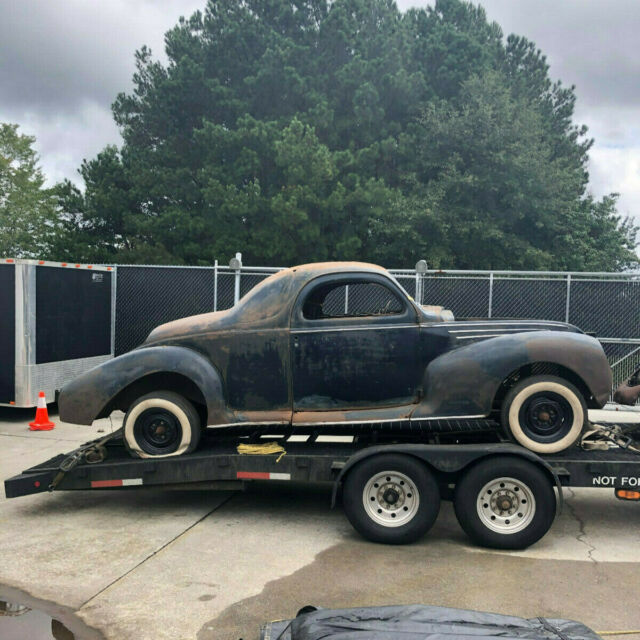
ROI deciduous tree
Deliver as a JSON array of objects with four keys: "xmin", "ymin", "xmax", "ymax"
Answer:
[{"xmin": 0, "ymin": 123, "xmax": 57, "ymax": 258}]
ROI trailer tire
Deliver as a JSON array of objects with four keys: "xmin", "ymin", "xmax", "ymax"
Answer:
[
  {"xmin": 454, "ymin": 457, "xmax": 556, "ymax": 549},
  {"xmin": 342, "ymin": 454, "xmax": 440, "ymax": 545},
  {"xmin": 501, "ymin": 375, "xmax": 586, "ymax": 454},
  {"xmin": 123, "ymin": 391, "xmax": 201, "ymax": 458}
]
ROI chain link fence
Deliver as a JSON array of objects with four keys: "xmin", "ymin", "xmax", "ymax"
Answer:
[
  {"xmin": 113, "ymin": 263, "xmax": 640, "ymax": 396},
  {"xmin": 418, "ymin": 270, "xmax": 640, "ymax": 393}
]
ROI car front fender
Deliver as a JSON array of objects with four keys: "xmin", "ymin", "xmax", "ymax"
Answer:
[
  {"xmin": 412, "ymin": 331, "xmax": 612, "ymax": 419},
  {"xmin": 58, "ymin": 346, "xmax": 228, "ymax": 426}
]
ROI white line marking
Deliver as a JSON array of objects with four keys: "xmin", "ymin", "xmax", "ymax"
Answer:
[{"xmin": 315, "ymin": 435, "xmax": 355, "ymax": 443}]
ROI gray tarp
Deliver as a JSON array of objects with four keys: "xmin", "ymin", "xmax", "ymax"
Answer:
[{"xmin": 261, "ymin": 605, "xmax": 603, "ymax": 640}]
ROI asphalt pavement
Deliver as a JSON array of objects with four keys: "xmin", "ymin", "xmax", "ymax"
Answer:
[{"xmin": 1, "ymin": 406, "xmax": 639, "ymax": 640}]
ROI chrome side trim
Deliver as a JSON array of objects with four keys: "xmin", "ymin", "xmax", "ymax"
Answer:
[
  {"xmin": 294, "ymin": 417, "xmax": 408, "ymax": 426},
  {"xmin": 293, "ymin": 414, "xmax": 487, "ymax": 426},
  {"xmin": 412, "ymin": 414, "xmax": 486, "ymax": 420},
  {"xmin": 207, "ymin": 420, "xmax": 290, "ymax": 429},
  {"xmin": 448, "ymin": 327, "xmax": 549, "ymax": 333},
  {"xmin": 206, "ymin": 414, "xmax": 488, "ymax": 428},
  {"xmin": 429, "ymin": 321, "xmax": 569, "ymax": 328},
  {"xmin": 291, "ymin": 324, "xmax": 416, "ymax": 334}
]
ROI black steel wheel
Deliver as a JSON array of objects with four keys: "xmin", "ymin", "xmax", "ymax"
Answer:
[
  {"xmin": 342, "ymin": 454, "xmax": 441, "ymax": 545},
  {"xmin": 454, "ymin": 457, "xmax": 556, "ymax": 549},
  {"xmin": 123, "ymin": 391, "xmax": 201, "ymax": 458},
  {"xmin": 501, "ymin": 375, "xmax": 586, "ymax": 454}
]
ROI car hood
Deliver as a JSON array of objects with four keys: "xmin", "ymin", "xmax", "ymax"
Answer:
[{"xmin": 144, "ymin": 309, "xmax": 233, "ymax": 345}]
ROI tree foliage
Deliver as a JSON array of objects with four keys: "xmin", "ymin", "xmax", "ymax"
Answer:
[
  {"xmin": 0, "ymin": 123, "xmax": 57, "ymax": 258},
  {"xmin": 56, "ymin": 0, "xmax": 637, "ymax": 269}
]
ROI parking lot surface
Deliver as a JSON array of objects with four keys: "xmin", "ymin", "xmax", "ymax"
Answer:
[{"xmin": 1, "ymin": 407, "xmax": 639, "ymax": 639}]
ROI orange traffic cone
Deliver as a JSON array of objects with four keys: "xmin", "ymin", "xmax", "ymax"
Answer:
[{"xmin": 29, "ymin": 391, "xmax": 55, "ymax": 431}]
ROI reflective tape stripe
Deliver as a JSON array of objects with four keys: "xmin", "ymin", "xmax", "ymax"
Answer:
[
  {"xmin": 237, "ymin": 471, "xmax": 269, "ymax": 480},
  {"xmin": 237, "ymin": 471, "xmax": 291, "ymax": 480},
  {"xmin": 91, "ymin": 478, "xmax": 143, "ymax": 488},
  {"xmin": 91, "ymin": 479, "xmax": 122, "ymax": 487}
]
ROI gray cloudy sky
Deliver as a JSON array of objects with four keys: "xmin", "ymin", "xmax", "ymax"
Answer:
[{"xmin": 1, "ymin": 0, "xmax": 639, "ymax": 222}]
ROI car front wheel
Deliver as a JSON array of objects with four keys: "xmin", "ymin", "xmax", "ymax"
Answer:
[
  {"xmin": 501, "ymin": 375, "xmax": 586, "ymax": 454},
  {"xmin": 123, "ymin": 391, "xmax": 201, "ymax": 458}
]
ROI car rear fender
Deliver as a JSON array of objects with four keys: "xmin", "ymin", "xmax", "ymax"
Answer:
[{"xmin": 412, "ymin": 331, "xmax": 612, "ymax": 419}]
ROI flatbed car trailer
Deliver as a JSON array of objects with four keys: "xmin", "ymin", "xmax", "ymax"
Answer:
[{"xmin": 5, "ymin": 425, "xmax": 640, "ymax": 549}]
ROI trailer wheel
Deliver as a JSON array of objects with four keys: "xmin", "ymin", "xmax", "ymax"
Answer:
[
  {"xmin": 501, "ymin": 375, "xmax": 586, "ymax": 454},
  {"xmin": 123, "ymin": 391, "xmax": 201, "ymax": 458},
  {"xmin": 454, "ymin": 457, "xmax": 556, "ymax": 549},
  {"xmin": 342, "ymin": 454, "xmax": 440, "ymax": 544}
]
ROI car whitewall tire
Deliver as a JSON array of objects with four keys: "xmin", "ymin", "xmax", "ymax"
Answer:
[
  {"xmin": 502, "ymin": 375, "xmax": 585, "ymax": 454},
  {"xmin": 123, "ymin": 391, "xmax": 201, "ymax": 459}
]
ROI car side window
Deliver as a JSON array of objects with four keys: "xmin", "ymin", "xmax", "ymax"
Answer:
[{"xmin": 302, "ymin": 281, "xmax": 404, "ymax": 320}]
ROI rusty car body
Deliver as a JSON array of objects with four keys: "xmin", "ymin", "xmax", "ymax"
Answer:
[{"xmin": 59, "ymin": 262, "xmax": 613, "ymax": 458}]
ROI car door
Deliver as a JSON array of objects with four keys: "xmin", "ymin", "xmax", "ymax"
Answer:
[{"xmin": 290, "ymin": 273, "xmax": 422, "ymax": 413}]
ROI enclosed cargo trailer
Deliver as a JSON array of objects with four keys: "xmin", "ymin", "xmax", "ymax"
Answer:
[{"xmin": 0, "ymin": 259, "xmax": 114, "ymax": 407}]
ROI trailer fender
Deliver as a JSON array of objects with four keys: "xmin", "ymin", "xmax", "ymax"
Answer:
[
  {"xmin": 58, "ymin": 345, "xmax": 228, "ymax": 426},
  {"xmin": 331, "ymin": 442, "xmax": 563, "ymax": 513}
]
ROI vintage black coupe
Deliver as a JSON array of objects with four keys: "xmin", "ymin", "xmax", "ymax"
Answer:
[{"xmin": 59, "ymin": 262, "xmax": 612, "ymax": 458}]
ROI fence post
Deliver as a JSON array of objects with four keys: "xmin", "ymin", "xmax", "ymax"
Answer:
[
  {"xmin": 234, "ymin": 269, "xmax": 240, "ymax": 306},
  {"xmin": 415, "ymin": 260, "xmax": 427, "ymax": 305},
  {"xmin": 345, "ymin": 284, "xmax": 349, "ymax": 314},
  {"xmin": 213, "ymin": 259, "xmax": 218, "ymax": 312},
  {"xmin": 565, "ymin": 274, "xmax": 571, "ymax": 323},
  {"xmin": 229, "ymin": 252, "xmax": 242, "ymax": 306},
  {"xmin": 488, "ymin": 272, "xmax": 494, "ymax": 318},
  {"xmin": 110, "ymin": 265, "xmax": 117, "ymax": 355}
]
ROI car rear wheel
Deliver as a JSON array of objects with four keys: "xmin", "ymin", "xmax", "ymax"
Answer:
[
  {"xmin": 501, "ymin": 375, "xmax": 586, "ymax": 454},
  {"xmin": 454, "ymin": 457, "xmax": 556, "ymax": 549},
  {"xmin": 342, "ymin": 454, "xmax": 441, "ymax": 544},
  {"xmin": 123, "ymin": 391, "xmax": 201, "ymax": 458}
]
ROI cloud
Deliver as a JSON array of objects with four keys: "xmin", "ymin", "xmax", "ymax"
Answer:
[
  {"xmin": 399, "ymin": 0, "xmax": 640, "ymax": 222},
  {"xmin": 2, "ymin": 0, "xmax": 639, "ymax": 225},
  {"xmin": 0, "ymin": 0, "xmax": 202, "ymax": 112},
  {"xmin": 0, "ymin": 101, "xmax": 120, "ymax": 185},
  {"xmin": 588, "ymin": 146, "xmax": 640, "ymax": 222},
  {"xmin": 0, "ymin": 0, "xmax": 203, "ymax": 185}
]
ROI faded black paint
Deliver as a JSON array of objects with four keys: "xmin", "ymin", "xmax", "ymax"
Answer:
[{"xmin": 58, "ymin": 262, "xmax": 613, "ymax": 429}]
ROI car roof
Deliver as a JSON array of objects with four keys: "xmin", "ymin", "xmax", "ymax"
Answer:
[{"xmin": 287, "ymin": 261, "xmax": 390, "ymax": 282}]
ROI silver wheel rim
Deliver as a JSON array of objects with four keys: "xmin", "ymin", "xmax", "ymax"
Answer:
[
  {"xmin": 476, "ymin": 476, "xmax": 536, "ymax": 535},
  {"xmin": 363, "ymin": 470, "xmax": 420, "ymax": 528}
]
